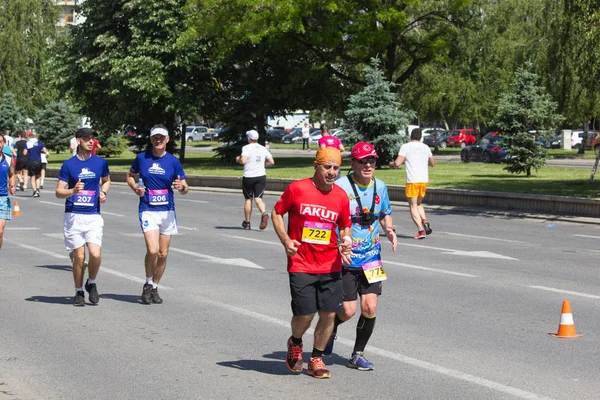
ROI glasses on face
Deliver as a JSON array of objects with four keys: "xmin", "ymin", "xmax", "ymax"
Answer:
[{"xmin": 355, "ymin": 157, "xmax": 376, "ymax": 165}]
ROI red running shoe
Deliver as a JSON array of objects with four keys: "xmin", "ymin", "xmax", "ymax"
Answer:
[
  {"xmin": 285, "ymin": 336, "xmax": 303, "ymax": 373},
  {"xmin": 307, "ymin": 357, "xmax": 330, "ymax": 379},
  {"xmin": 414, "ymin": 230, "xmax": 426, "ymax": 239}
]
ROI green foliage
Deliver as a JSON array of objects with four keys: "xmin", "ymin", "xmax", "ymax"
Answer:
[
  {"xmin": 503, "ymin": 132, "xmax": 549, "ymax": 177},
  {"xmin": 34, "ymin": 100, "xmax": 80, "ymax": 152},
  {"xmin": 0, "ymin": 92, "xmax": 24, "ymax": 132},
  {"xmin": 0, "ymin": 0, "xmax": 58, "ymax": 114},
  {"xmin": 342, "ymin": 59, "xmax": 415, "ymax": 165},
  {"xmin": 96, "ymin": 135, "xmax": 127, "ymax": 158},
  {"xmin": 494, "ymin": 65, "xmax": 561, "ymax": 176},
  {"xmin": 60, "ymin": 0, "xmax": 212, "ymax": 147},
  {"xmin": 495, "ymin": 65, "xmax": 563, "ymax": 134}
]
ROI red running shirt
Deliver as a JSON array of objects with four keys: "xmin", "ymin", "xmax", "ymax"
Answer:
[{"xmin": 274, "ymin": 178, "xmax": 351, "ymax": 273}]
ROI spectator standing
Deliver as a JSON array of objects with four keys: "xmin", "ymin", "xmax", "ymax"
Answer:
[
  {"xmin": 91, "ymin": 139, "xmax": 102, "ymax": 155},
  {"xmin": 301, "ymin": 122, "xmax": 311, "ymax": 151},
  {"xmin": 389, "ymin": 128, "xmax": 435, "ymax": 239},
  {"xmin": 235, "ymin": 129, "xmax": 274, "ymax": 230},
  {"xmin": 70, "ymin": 136, "xmax": 78, "ymax": 157}
]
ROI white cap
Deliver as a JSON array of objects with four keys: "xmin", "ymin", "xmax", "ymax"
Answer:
[
  {"xmin": 246, "ymin": 130, "xmax": 259, "ymax": 140},
  {"xmin": 150, "ymin": 127, "xmax": 169, "ymax": 137}
]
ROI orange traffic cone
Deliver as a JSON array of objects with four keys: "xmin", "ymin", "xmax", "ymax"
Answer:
[
  {"xmin": 12, "ymin": 201, "xmax": 21, "ymax": 216},
  {"xmin": 550, "ymin": 300, "xmax": 582, "ymax": 338}
]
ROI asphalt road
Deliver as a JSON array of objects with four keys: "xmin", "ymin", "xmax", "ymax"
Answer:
[{"xmin": 1, "ymin": 185, "xmax": 600, "ymax": 399}]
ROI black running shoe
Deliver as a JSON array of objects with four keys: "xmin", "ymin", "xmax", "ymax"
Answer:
[
  {"xmin": 423, "ymin": 221, "xmax": 432, "ymax": 235},
  {"xmin": 73, "ymin": 291, "xmax": 85, "ymax": 307},
  {"xmin": 242, "ymin": 221, "xmax": 251, "ymax": 230},
  {"xmin": 85, "ymin": 279, "xmax": 99, "ymax": 305},
  {"xmin": 151, "ymin": 288, "xmax": 163, "ymax": 304},
  {"xmin": 32, "ymin": 189, "xmax": 40, "ymax": 198},
  {"xmin": 141, "ymin": 283, "xmax": 152, "ymax": 304}
]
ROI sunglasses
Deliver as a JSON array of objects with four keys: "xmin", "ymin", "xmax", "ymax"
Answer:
[{"xmin": 355, "ymin": 157, "xmax": 377, "ymax": 165}]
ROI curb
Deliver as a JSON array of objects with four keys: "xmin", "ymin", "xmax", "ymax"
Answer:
[{"xmin": 45, "ymin": 169, "xmax": 600, "ymax": 224}]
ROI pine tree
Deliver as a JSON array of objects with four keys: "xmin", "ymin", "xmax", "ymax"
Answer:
[
  {"xmin": 35, "ymin": 100, "xmax": 80, "ymax": 152},
  {"xmin": 342, "ymin": 58, "xmax": 415, "ymax": 166},
  {"xmin": 0, "ymin": 92, "xmax": 24, "ymax": 133},
  {"xmin": 495, "ymin": 64, "xmax": 563, "ymax": 177}
]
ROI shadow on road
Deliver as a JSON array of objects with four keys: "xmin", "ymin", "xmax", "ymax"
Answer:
[
  {"xmin": 25, "ymin": 295, "xmax": 73, "ymax": 305},
  {"xmin": 218, "ymin": 351, "xmax": 351, "ymax": 375},
  {"xmin": 100, "ymin": 293, "xmax": 143, "ymax": 304},
  {"xmin": 214, "ymin": 226, "xmax": 248, "ymax": 230},
  {"xmin": 35, "ymin": 264, "xmax": 71, "ymax": 272}
]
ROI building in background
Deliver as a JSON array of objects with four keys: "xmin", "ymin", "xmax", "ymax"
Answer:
[{"xmin": 57, "ymin": 0, "xmax": 84, "ymax": 26}]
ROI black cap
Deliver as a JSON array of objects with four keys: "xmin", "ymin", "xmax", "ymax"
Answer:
[{"xmin": 75, "ymin": 128, "xmax": 94, "ymax": 138}]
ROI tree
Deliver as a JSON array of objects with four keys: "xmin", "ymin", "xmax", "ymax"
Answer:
[
  {"xmin": 342, "ymin": 59, "xmax": 415, "ymax": 166},
  {"xmin": 494, "ymin": 65, "xmax": 563, "ymax": 177},
  {"xmin": 34, "ymin": 100, "xmax": 80, "ymax": 152},
  {"xmin": 0, "ymin": 92, "xmax": 24, "ymax": 133},
  {"xmin": 61, "ymin": 0, "xmax": 213, "ymax": 159},
  {"xmin": 188, "ymin": 1, "xmax": 477, "ymax": 91},
  {"xmin": 0, "ymin": 0, "xmax": 58, "ymax": 114}
]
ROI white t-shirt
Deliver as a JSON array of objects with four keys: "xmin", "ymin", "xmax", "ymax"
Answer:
[
  {"xmin": 301, "ymin": 126, "xmax": 310, "ymax": 139},
  {"xmin": 398, "ymin": 141, "xmax": 432, "ymax": 183},
  {"xmin": 241, "ymin": 143, "xmax": 272, "ymax": 178}
]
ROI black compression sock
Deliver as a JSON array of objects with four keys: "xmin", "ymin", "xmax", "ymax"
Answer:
[
  {"xmin": 291, "ymin": 336, "xmax": 302, "ymax": 345},
  {"xmin": 311, "ymin": 347, "xmax": 324, "ymax": 358},
  {"xmin": 353, "ymin": 315, "xmax": 376, "ymax": 354}
]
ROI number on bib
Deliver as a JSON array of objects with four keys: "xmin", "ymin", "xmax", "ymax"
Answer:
[
  {"xmin": 362, "ymin": 260, "xmax": 387, "ymax": 283},
  {"xmin": 301, "ymin": 221, "xmax": 332, "ymax": 245}
]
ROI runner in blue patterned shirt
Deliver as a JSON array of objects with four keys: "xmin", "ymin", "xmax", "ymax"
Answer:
[
  {"xmin": 328, "ymin": 142, "xmax": 398, "ymax": 371},
  {"xmin": 0, "ymin": 133, "xmax": 17, "ymax": 251}
]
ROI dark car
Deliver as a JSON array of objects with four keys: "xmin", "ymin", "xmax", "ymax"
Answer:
[
  {"xmin": 423, "ymin": 131, "xmax": 449, "ymax": 148},
  {"xmin": 282, "ymin": 128, "xmax": 303, "ymax": 144},
  {"xmin": 461, "ymin": 135, "xmax": 507, "ymax": 163},
  {"xmin": 266, "ymin": 129, "xmax": 287, "ymax": 143}
]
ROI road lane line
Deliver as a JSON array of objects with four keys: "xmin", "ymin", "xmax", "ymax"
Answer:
[
  {"xmin": 386, "ymin": 261, "xmax": 479, "ymax": 278},
  {"xmin": 179, "ymin": 198, "xmax": 208, "ymax": 204},
  {"xmin": 38, "ymin": 200, "xmax": 124, "ymax": 217},
  {"xmin": 437, "ymin": 232, "xmax": 524, "ymax": 244},
  {"xmin": 573, "ymin": 234, "xmax": 600, "ymax": 239},
  {"xmin": 528, "ymin": 286, "xmax": 600, "ymax": 299},
  {"xmin": 222, "ymin": 234, "xmax": 281, "ymax": 246},
  {"xmin": 199, "ymin": 296, "xmax": 552, "ymax": 400},
  {"xmin": 5, "ymin": 227, "xmax": 40, "ymax": 230},
  {"xmin": 170, "ymin": 247, "xmax": 264, "ymax": 269}
]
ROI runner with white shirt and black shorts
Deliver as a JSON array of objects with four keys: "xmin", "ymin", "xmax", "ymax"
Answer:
[
  {"xmin": 235, "ymin": 129, "xmax": 274, "ymax": 230},
  {"xmin": 126, "ymin": 125, "xmax": 188, "ymax": 305},
  {"xmin": 55, "ymin": 128, "xmax": 111, "ymax": 307}
]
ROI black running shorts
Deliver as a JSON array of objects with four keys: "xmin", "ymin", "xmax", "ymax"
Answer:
[
  {"xmin": 28, "ymin": 161, "xmax": 42, "ymax": 176},
  {"xmin": 242, "ymin": 175, "xmax": 266, "ymax": 199},
  {"xmin": 342, "ymin": 268, "xmax": 382, "ymax": 302},
  {"xmin": 289, "ymin": 272, "xmax": 343, "ymax": 316},
  {"xmin": 15, "ymin": 159, "xmax": 28, "ymax": 172}
]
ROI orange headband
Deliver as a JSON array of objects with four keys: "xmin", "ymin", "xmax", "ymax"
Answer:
[{"xmin": 314, "ymin": 147, "xmax": 342, "ymax": 165}]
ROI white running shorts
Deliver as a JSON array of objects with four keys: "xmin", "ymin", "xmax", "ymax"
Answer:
[
  {"xmin": 63, "ymin": 213, "xmax": 104, "ymax": 251},
  {"xmin": 139, "ymin": 210, "xmax": 178, "ymax": 235}
]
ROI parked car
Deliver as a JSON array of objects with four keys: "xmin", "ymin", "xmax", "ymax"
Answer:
[
  {"xmin": 460, "ymin": 134, "xmax": 506, "ymax": 163},
  {"xmin": 265, "ymin": 129, "xmax": 287, "ymax": 143},
  {"xmin": 421, "ymin": 127, "xmax": 445, "ymax": 142},
  {"xmin": 447, "ymin": 129, "xmax": 477, "ymax": 148},
  {"xmin": 423, "ymin": 131, "xmax": 449, "ymax": 148},
  {"xmin": 282, "ymin": 128, "xmax": 303, "ymax": 144},
  {"xmin": 308, "ymin": 131, "xmax": 322, "ymax": 145},
  {"xmin": 185, "ymin": 126, "xmax": 209, "ymax": 142}
]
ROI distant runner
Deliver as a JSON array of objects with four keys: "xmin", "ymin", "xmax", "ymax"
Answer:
[{"xmin": 0, "ymin": 133, "xmax": 16, "ymax": 251}]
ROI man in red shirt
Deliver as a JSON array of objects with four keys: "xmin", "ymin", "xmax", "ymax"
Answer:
[{"xmin": 272, "ymin": 147, "xmax": 352, "ymax": 379}]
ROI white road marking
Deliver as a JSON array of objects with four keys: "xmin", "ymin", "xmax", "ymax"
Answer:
[
  {"xmin": 4, "ymin": 239, "xmax": 172, "ymax": 289},
  {"xmin": 573, "ymin": 234, "xmax": 600, "ymax": 239},
  {"xmin": 200, "ymin": 296, "xmax": 552, "ymax": 400},
  {"xmin": 120, "ymin": 233, "xmax": 144, "ymax": 238},
  {"xmin": 43, "ymin": 233, "xmax": 65, "ymax": 239},
  {"xmin": 437, "ymin": 231, "xmax": 523, "ymax": 244},
  {"xmin": 528, "ymin": 286, "xmax": 600, "ymax": 299},
  {"xmin": 386, "ymin": 261, "xmax": 478, "ymax": 278},
  {"xmin": 38, "ymin": 200, "xmax": 124, "ymax": 217},
  {"xmin": 170, "ymin": 247, "xmax": 263, "ymax": 269},
  {"xmin": 397, "ymin": 242, "xmax": 518, "ymax": 260},
  {"xmin": 178, "ymin": 226, "xmax": 197, "ymax": 231},
  {"xmin": 222, "ymin": 234, "xmax": 280, "ymax": 246},
  {"xmin": 5, "ymin": 227, "xmax": 40, "ymax": 231},
  {"xmin": 179, "ymin": 198, "xmax": 208, "ymax": 204}
]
